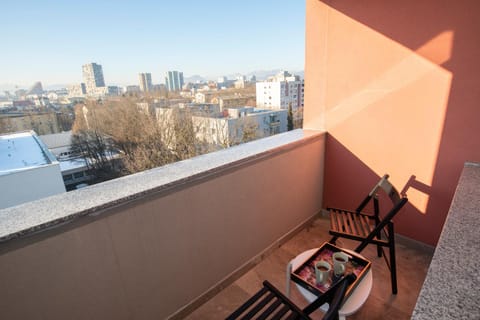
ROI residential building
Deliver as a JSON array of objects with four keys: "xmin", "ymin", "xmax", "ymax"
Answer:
[
  {"xmin": 211, "ymin": 95, "xmax": 256, "ymax": 109},
  {"xmin": 68, "ymin": 83, "xmax": 86, "ymax": 97},
  {"xmin": 0, "ymin": 131, "xmax": 66, "ymax": 209},
  {"xmin": 82, "ymin": 62, "xmax": 106, "ymax": 95},
  {"xmin": 90, "ymin": 86, "xmax": 109, "ymax": 97},
  {"xmin": 192, "ymin": 107, "xmax": 287, "ymax": 146},
  {"xmin": 139, "ymin": 73, "xmax": 153, "ymax": 92},
  {"xmin": 195, "ymin": 92, "xmax": 216, "ymax": 104},
  {"xmin": 107, "ymin": 86, "xmax": 121, "ymax": 96},
  {"xmin": 256, "ymin": 71, "xmax": 304, "ymax": 110},
  {"xmin": 124, "ymin": 85, "xmax": 141, "ymax": 93},
  {"xmin": 12, "ymin": 100, "xmax": 35, "ymax": 110},
  {"xmin": 216, "ymin": 78, "xmax": 234, "ymax": 89},
  {"xmin": 165, "ymin": 70, "xmax": 184, "ymax": 91},
  {"xmin": 0, "ymin": 112, "xmax": 61, "ymax": 135},
  {"xmin": 151, "ymin": 84, "xmax": 166, "ymax": 92},
  {"xmin": 234, "ymin": 78, "xmax": 245, "ymax": 89}
]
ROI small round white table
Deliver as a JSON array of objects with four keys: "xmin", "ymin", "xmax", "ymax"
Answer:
[{"xmin": 286, "ymin": 248, "xmax": 372, "ymax": 320}]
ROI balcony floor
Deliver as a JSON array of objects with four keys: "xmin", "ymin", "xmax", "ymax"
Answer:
[{"xmin": 186, "ymin": 216, "xmax": 434, "ymax": 319}]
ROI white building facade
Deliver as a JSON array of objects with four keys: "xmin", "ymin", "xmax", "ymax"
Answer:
[
  {"xmin": 192, "ymin": 107, "xmax": 287, "ymax": 147},
  {"xmin": 0, "ymin": 131, "xmax": 66, "ymax": 209},
  {"xmin": 256, "ymin": 71, "xmax": 304, "ymax": 110}
]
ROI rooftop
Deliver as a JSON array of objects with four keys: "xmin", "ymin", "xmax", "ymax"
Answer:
[
  {"xmin": 39, "ymin": 131, "xmax": 72, "ymax": 149},
  {"xmin": 0, "ymin": 131, "xmax": 54, "ymax": 175}
]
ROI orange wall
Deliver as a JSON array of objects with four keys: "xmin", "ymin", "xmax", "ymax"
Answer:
[{"xmin": 304, "ymin": 0, "xmax": 480, "ymax": 245}]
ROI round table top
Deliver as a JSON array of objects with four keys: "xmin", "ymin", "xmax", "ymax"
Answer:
[{"xmin": 290, "ymin": 248, "xmax": 372, "ymax": 316}]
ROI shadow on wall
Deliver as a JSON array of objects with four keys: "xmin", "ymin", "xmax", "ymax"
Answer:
[
  {"xmin": 323, "ymin": 135, "xmax": 434, "ymax": 245},
  {"xmin": 319, "ymin": 0, "xmax": 480, "ymax": 246}
]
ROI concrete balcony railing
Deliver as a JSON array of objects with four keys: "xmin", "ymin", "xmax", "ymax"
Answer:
[{"xmin": 0, "ymin": 129, "xmax": 326, "ymax": 319}]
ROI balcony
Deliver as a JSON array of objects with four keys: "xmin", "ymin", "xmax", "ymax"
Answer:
[
  {"xmin": 1, "ymin": 1, "xmax": 479, "ymax": 319},
  {"xmin": 0, "ymin": 126, "xmax": 478, "ymax": 319}
]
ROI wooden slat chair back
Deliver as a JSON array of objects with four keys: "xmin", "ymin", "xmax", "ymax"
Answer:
[
  {"xmin": 328, "ymin": 174, "xmax": 408, "ymax": 294},
  {"xmin": 226, "ymin": 274, "xmax": 356, "ymax": 320}
]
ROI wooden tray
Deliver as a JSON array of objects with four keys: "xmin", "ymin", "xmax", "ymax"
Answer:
[{"xmin": 291, "ymin": 242, "xmax": 371, "ymax": 299}]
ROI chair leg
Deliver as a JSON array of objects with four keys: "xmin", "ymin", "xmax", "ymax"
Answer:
[
  {"xmin": 374, "ymin": 197, "xmax": 382, "ymax": 258},
  {"xmin": 376, "ymin": 236, "xmax": 382, "ymax": 257},
  {"xmin": 388, "ymin": 222, "xmax": 398, "ymax": 294}
]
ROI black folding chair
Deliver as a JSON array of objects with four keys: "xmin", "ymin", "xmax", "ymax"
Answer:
[
  {"xmin": 226, "ymin": 274, "xmax": 356, "ymax": 320},
  {"xmin": 327, "ymin": 174, "xmax": 407, "ymax": 294}
]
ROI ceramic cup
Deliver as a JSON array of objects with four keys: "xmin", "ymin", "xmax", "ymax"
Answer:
[
  {"xmin": 332, "ymin": 252, "xmax": 349, "ymax": 276},
  {"xmin": 315, "ymin": 260, "xmax": 331, "ymax": 285}
]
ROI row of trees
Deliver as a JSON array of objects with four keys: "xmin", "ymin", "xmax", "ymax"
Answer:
[{"xmin": 70, "ymin": 98, "xmax": 261, "ymax": 182}]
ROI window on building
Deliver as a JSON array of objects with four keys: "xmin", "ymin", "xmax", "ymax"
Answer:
[{"xmin": 73, "ymin": 172, "xmax": 84, "ymax": 179}]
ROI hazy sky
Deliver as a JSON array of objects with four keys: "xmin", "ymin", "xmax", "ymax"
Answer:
[{"xmin": 0, "ymin": 0, "xmax": 305, "ymax": 88}]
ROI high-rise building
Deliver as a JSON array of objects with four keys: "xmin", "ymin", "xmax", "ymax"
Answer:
[
  {"xmin": 165, "ymin": 71, "xmax": 184, "ymax": 91},
  {"xmin": 255, "ymin": 71, "xmax": 304, "ymax": 110},
  {"xmin": 139, "ymin": 73, "xmax": 153, "ymax": 92},
  {"xmin": 82, "ymin": 63, "xmax": 105, "ymax": 94}
]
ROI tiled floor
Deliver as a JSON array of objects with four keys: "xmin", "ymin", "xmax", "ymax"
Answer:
[{"xmin": 185, "ymin": 217, "xmax": 434, "ymax": 319}]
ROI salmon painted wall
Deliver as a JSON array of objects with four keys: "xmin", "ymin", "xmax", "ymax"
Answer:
[{"xmin": 304, "ymin": 0, "xmax": 480, "ymax": 245}]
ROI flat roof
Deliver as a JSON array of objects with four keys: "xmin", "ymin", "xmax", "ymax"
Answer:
[
  {"xmin": 59, "ymin": 158, "xmax": 87, "ymax": 172},
  {"xmin": 0, "ymin": 131, "xmax": 52, "ymax": 175},
  {"xmin": 39, "ymin": 131, "xmax": 72, "ymax": 149}
]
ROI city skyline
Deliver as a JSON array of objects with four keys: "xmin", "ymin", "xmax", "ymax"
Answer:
[{"xmin": 0, "ymin": 1, "xmax": 305, "ymax": 89}]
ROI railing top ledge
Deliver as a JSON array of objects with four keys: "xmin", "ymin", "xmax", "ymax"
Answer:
[{"xmin": 0, "ymin": 129, "xmax": 325, "ymax": 244}]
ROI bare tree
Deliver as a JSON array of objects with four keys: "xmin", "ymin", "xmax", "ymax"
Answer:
[
  {"xmin": 70, "ymin": 98, "xmax": 207, "ymax": 179},
  {"xmin": 71, "ymin": 102, "xmax": 119, "ymax": 180}
]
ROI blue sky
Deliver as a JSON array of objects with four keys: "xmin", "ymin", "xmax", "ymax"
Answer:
[{"xmin": 0, "ymin": 0, "xmax": 305, "ymax": 88}]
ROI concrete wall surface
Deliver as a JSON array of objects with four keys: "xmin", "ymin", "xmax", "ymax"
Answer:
[{"xmin": 0, "ymin": 132, "xmax": 325, "ymax": 319}]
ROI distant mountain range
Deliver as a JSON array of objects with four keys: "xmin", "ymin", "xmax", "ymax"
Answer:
[
  {"xmin": 185, "ymin": 69, "xmax": 304, "ymax": 83},
  {"xmin": 0, "ymin": 69, "xmax": 304, "ymax": 93}
]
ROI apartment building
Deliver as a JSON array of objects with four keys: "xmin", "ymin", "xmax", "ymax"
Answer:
[
  {"xmin": 82, "ymin": 62, "xmax": 106, "ymax": 95},
  {"xmin": 192, "ymin": 107, "xmax": 287, "ymax": 147},
  {"xmin": 256, "ymin": 71, "xmax": 304, "ymax": 110},
  {"xmin": 165, "ymin": 71, "xmax": 184, "ymax": 91},
  {"xmin": 139, "ymin": 73, "xmax": 153, "ymax": 92}
]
